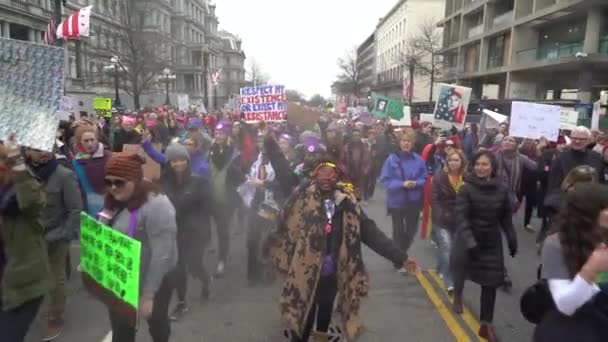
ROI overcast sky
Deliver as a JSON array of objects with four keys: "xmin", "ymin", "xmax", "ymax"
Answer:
[{"xmin": 215, "ymin": 0, "xmax": 397, "ymax": 99}]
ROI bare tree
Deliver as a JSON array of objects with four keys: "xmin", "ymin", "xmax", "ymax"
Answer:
[
  {"xmin": 409, "ymin": 19, "xmax": 444, "ymax": 102},
  {"xmin": 396, "ymin": 45, "xmax": 425, "ymax": 105},
  {"xmin": 332, "ymin": 47, "xmax": 361, "ymax": 101},
  {"xmin": 97, "ymin": 0, "xmax": 172, "ymax": 108},
  {"xmin": 246, "ymin": 58, "xmax": 269, "ymax": 86},
  {"xmin": 285, "ymin": 89, "xmax": 305, "ymax": 103},
  {"xmin": 307, "ymin": 94, "xmax": 328, "ymax": 108}
]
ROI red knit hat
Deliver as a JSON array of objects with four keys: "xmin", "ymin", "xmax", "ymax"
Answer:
[{"xmin": 105, "ymin": 152, "xmax": 144, "ymax": 182}]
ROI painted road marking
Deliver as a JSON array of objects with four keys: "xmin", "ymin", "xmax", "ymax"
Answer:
[
  {"xmin": 415, "ymin": 271, "xmax": 471, "ymax": 342},
  {"xmin": 427, "ymin": 269, "xmax": 484, "ymax": 342}
]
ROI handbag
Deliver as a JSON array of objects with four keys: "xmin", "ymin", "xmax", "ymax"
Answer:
[{"xmin": 520, "ymin": 278, "xmax": 555, "ymax": 324}]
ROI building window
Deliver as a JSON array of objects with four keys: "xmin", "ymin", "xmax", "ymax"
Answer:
[
  {"xmin": 488, "ymin": 34, "xmax": 505, "ymax": 68},
  {"xmin": 464, "ymin": 43, "xmax": 479, "ymax": 73},
  {"xmin": 538, "ymin": 18, "xmax": 585, "ymax": 60}
]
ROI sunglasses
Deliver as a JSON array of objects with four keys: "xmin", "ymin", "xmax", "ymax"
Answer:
[{"xmin": 104, "ymin": 178, "xmax": 127, "ymax": 189}]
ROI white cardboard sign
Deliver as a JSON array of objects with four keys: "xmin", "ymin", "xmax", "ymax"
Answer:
[{"xmin": 510, "ymin": 102, "xmax": 560, "ymax": 142}]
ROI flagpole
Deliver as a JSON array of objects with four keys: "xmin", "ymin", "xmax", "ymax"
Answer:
[{"xmin": 52, "ymin": 0, "xmax": 67, "ymax": 96}]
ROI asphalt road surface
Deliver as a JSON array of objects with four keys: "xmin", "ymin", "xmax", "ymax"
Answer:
[{"xmin": 25, "ymin": 187, "xmax": 538, "ymax": 342}]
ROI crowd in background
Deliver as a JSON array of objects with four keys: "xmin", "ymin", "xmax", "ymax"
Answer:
[{"xmin": 2, "ymin": 105, "xmax": 608, "ymax": 342}]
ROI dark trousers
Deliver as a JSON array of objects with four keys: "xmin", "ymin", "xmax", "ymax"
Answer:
[
  {"xmin": 0, "ymin": 296, "xmax": 44, "ymax": 342},
  {"xmin": 389, "ymin": 205, "xmax": 421, "ymax": 263},
  {"xmin": 291, "ymin": 275, "xmax": 338, "ymax": 342},
  {"xmin": 109, "ymin": 274, "xmax": 173, "ymax": 342},
  {"xmin": 524, "ymin": 191, "xmax": 537, "ymax": 226},
  {"xmin": 174, "ymin": 231, "xmax": 210, "ymax": 302},
  {"xmin": 212, "ymin": 206, "xmax": 234, "ymax": 263},
  {"xmin": 480, "ymin": 286, "xmax": 497, "ymax": 323},
  {"xmin": 247, "ymin": 213, "xmax": 270, "ymax": 283},
  {"xmin": 365, "ymin": 164, "xmax": 380, "ymax": 200}
]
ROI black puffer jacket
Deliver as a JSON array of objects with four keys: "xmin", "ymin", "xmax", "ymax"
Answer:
[
  {"xmin": 161, "ymin": 168, "xmax": 212, "ymax": 242},
  {"xmin": 431, "ymin": 169, "xmax": 459, "ymax": 230},
  {"xmin": 452, "ymin": 175, "xmax": 517, "ymax": 287}
]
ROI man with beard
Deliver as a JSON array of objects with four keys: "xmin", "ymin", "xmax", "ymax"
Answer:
[
  {"xmin": 24, "ymin": 147, "xmax": 83, "ymax": 341},
  {"xmin": 265, "ymin": 160, "xmax": 417, "ymax": 342},
  {"xmin": 340, "ymin": 128, "xmax": 370, "ymax": 201}
]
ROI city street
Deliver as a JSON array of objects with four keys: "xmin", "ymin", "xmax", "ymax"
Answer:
[{"xmin": 25, "ymin": 188, "xmax": 538, "ymax": 342}]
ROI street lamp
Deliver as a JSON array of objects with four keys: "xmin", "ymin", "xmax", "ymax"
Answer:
[
  {"xmin": 110, "ymin": 56, "xmax": 122, "ymax": 107},
  {"xmin": 160, "ymin": 68, "xmax": 176, "ymax": 106}
]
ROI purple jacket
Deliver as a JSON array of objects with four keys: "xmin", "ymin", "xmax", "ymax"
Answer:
[
  {"xmin": 142, "ymin": 141, "xmax": 210, "ymax": 180},
  {"xmin": 74, "ymin": 146, "xmax": 111, "ymax": 194},
  {"xmin": 380, "ymin": 152, "xmax": 428, "ymax": 208}
]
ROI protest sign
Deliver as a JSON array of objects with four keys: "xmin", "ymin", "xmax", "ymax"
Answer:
[
  {"xmin": 559, "ymin": 109, "xmax": 579, "ymax": 130},
  {"xmin": 55, "ymin": 96, "xmax": 73, "ymax": 121},
  {"xmin": 80, "ymin": 212, "xmax": 141, "ymax": 325},
  {"xmin": 390, "ymin": 106, "xmax": 412, "ymax": 126},
  {"xmin": 420, "ymin": 113, "xmax": 435, "ymax": 124},
  {"xmin": 510, "ymin": 102, "xmax": 560, "ymax": 141},
  {"xmin": 93, "ymin": 98, "xmax": 112, "ymax": 118},
  {"xmin": 0, "ymin": 38, "xmax": 64, "ymax": 151},
  {"xmin": 433, "ymin": 83, "xmax": 472, "ymax": 130},
  {"xmin": 177, "ymin": 94, "xmax": 189, "ymax": 111},
  {"xmin": 287, "ymin": 102, "xmax": 321, "ymax": 127},
  {"xmin": 592, "ymin": 100, "xmax": 601, "ymax": 130},
  {"xmin": 122, "ymin": 144, "xmax": 161, "ymax": 181},
  {"xmin": 371, "ymin": 96, "xmax": 403, "ymax": 120},
  {"xmin": 239, "ymin": 84, "xmax": 287, "ymax": 122}
]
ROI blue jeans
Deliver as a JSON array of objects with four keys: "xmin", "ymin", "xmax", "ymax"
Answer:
[{"xmin": 432, "ymin": 226, "xmax": 454, "ymax": 289}]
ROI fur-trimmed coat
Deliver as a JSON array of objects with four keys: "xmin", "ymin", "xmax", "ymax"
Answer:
[{"xmin": 264, "ymin": 183, "xmax": 407, "ymax": 341}]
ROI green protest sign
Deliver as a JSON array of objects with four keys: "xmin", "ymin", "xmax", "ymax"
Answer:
[
  {"xmin": 93, "ymin": 98, "xmax": 112, "ymax": 110},
  {"xmin": 80, "ymin": 213, "xmax": 141, "ymax": 309},
  {"xmin": 371, "ymin": 96, "xmax": 404, "ymax": 120}
]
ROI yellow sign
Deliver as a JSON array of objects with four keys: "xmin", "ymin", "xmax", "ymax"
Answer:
[{"xmin": 93, "ymin": 98, "xmax": 112, "ymax": 110}]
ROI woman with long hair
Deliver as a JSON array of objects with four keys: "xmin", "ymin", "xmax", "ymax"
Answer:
[
  {"xmin": 451, "ymin": 150, "xmax": 518, "ymax": 341},
  {"xmin": 0, "ymin": 137, "xmax": 51, "ymax": 342},
  {"xmin": 535, "ymin": 184, "xmax": 608, "ymax": 342},
  {"xmin": 72, "ymin": 124, "xmax": 112, "ymax": 216},
  {"xmin": 431, "ymin": 149, "xmax": 467, "ymax": 294},
  {"xmin": 160, "ymin": 144, "xmax": 212, "ymax": 320},
  {"xmin": 95, "ymin": 152, "xmax": 177, "ymax": 342}
]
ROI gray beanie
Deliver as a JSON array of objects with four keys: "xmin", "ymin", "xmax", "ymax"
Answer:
[{"xmin": 165, "ymin": 143, "xmax": 190, "ymax": 162}]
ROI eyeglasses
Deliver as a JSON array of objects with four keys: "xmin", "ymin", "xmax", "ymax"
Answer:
[{"xmin": 104, "ymin": 178, "xmax": 127, "ymax": 189}]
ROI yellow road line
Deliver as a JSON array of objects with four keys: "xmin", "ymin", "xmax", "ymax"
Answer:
[
  {"xmin": 427, "ymin": 269, "xmax": 484, "ymax": 342},
  {"xmin": 415, "ymin": 271, "xmax": 471, "ymax": 342}
]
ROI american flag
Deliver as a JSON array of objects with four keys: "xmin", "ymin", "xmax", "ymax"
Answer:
[
  {"xmin": 42, "ymin": 16, "xmax": 58, "ymax": 45},
  {"xmin": 56, "ymin": 5, "xmax": 93, "ymax": 41},
  {"xmin": 434, "ymin": 86, "xmax": 465, "ymax": 125}
]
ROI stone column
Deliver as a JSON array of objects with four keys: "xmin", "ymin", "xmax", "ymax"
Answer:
[
  {"xmin": 583, "ymin": 9, "xmax": 602, "ymax": 54},
  {"xmin": 577, "ymin": 63, "xmax": 593, "ymax": 103},
  {"xmin": 2, "ymin": 22, "xmax": 10, "ymax": 38},
  {"xmin": 28, "ymin": 28, "xmax": 35, "ymax": 42}
]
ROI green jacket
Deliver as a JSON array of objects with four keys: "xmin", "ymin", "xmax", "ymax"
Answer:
[{"xmin": 1, "ymin": 168, "xmax": 51, "ymax": 311}]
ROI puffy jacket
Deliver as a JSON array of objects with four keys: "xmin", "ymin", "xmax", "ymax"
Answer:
[
  {"xmin": 41, "ymin": 164, "xmax": 84, "ymax": 242},
  {"xmin": 1, "ymin": 168, "xmax": 51, "ymax": 311},
  {"xmin": 380, "ymin": 152, "xmax": 427, "ymax": 208}
]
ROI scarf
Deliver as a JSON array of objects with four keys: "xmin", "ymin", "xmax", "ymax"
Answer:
[
  {"xmin": 497, "ymin": 150, "xmax": 522, "ymax": 195},
  {"xmin": 264, "ymin": 184, "xmax": 369, "ymax": 341},
  {"xmin": 31, "ymin": 158, "xmax": 59, "ymax": 182},
  {"xmin": 448, "ymin": 173, "xmax": 463, "ymax": 193}
]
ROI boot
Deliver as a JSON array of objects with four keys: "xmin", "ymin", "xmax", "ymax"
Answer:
[
  {"xmin": 479, "ymin": 322, "xmax": 500, "ymax": 342},
  {"xmin": 452, "ymin": 293, "xmax": 463, "ymax": 314},
  {"xmin": 312, "ymin": 331, "xmax": 330, "ymax": 342}
]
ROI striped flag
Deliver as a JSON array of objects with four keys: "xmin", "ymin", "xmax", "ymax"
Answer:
[
  {"xmin": 211, "ymin": 68, "xmax": 222, "ymax": 85},
  {"xmin": 42, "ymin": 16, "xmax": 58, "ymax": 45},
  {"xmin": 402, "ymin": 70, "xmax": 413, "ymax": 102},
  {"xmin": 56, "ymin": 5, "xmax": 93, "ymax": 41}
]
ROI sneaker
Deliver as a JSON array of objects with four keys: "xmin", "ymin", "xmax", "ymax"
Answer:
[
  {"xmin": 397, "ymin": 267, "xmax": 408, "ymax": 276},
  {"xmin": 42, "ymin": 322, "xmax": 64, "ymax": 341},
  {"xmin": 170, "ymin": 302, "xmax": 189, "ymax": 321},
  {"xmin": 446, "ymin": 286, "xmax": 455, "ymax": 297},
  {"xmin": 214, "ymin": 261, "xmax": 225, "ymax": 277},
  {"xmin": 524, "ymin": 224, "xmax": 536, "ymax": 233}
]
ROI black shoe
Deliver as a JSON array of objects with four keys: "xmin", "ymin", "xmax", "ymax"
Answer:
[
  {"xmin": 502, "ymin": 276, "xmax": 513, "ymax": 293},
  {"xmin": 170, "ymin": 302, "xmax": 189, "ymax": 321}
]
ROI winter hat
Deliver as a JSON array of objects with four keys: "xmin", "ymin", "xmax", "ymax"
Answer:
[
  {"xmin": 188, "ymin": 118, "xmax": 203, "ymax": 130},
  {"xmin": 215, "ymin": 120, "xmax": 232, "ymax": 135},
  {"xmin": 105, "ymin": 152, "xmax": 144, "ymax": 182},
  {"xmin": 122, "ymin": 116, "xmax": 136, "ymax": 126},
  {"xmin": 165, "ymin": 143, "xmax": 190, "ymax": 162}
]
